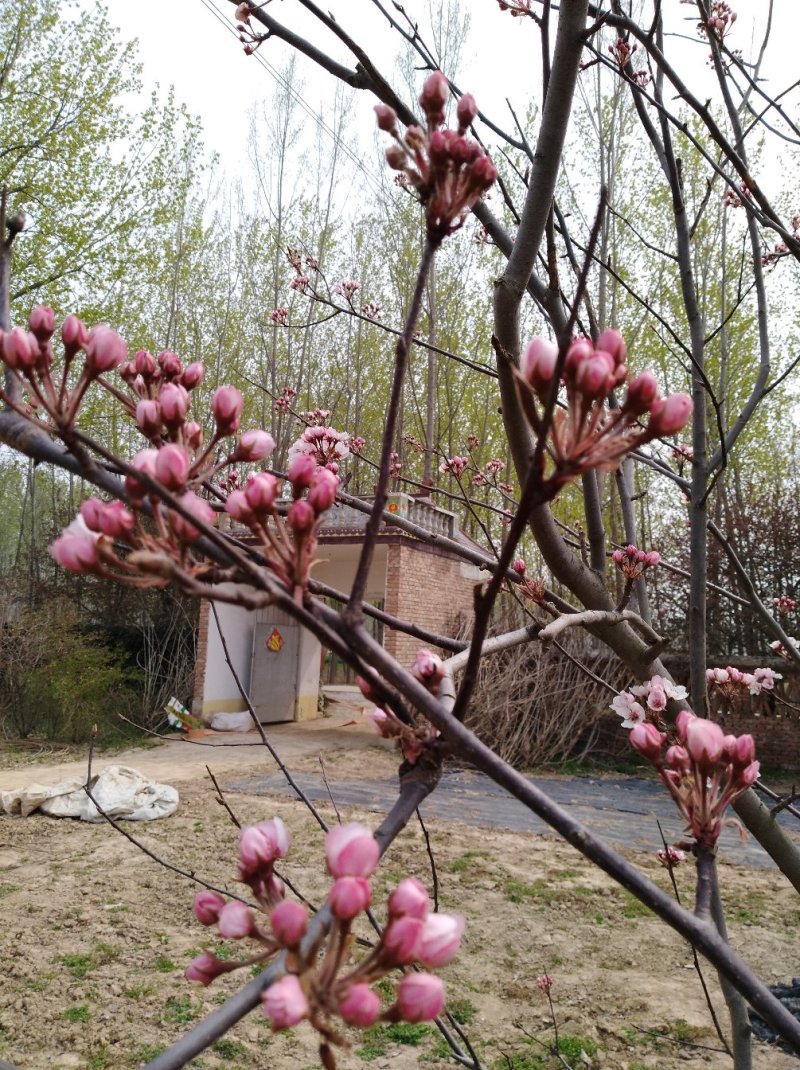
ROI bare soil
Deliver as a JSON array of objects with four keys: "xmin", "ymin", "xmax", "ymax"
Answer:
[{"xmin": 1, "ymin": 730, "xmax": 798, "ymax": 1070}]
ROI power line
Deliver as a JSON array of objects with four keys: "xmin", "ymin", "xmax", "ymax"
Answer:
[{"xmin": 195, "ymin": 0, "xmax": 387, "ymax": 198}]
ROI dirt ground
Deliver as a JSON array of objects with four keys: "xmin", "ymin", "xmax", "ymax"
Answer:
[{"xmin": 1, "ymin": 726, "xmax": 799, "ymax": 1070}]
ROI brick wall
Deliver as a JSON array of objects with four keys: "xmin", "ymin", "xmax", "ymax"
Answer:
[
  {"xmin": 192, "ymin": 599, "xmax": 210, "ymax": 717},
  {"xmin": 383, "ymin": 539, "xmax": 478, "ymax": 665}
]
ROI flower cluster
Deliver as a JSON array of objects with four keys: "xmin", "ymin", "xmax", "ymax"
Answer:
[
  {"xmin": 287, "ymin": 426, "xmax": 351, "ymax": 473},
  {"xmin": 224, "ymin": 454, "xmax": 338, "ymax": 593},
  {"xmin": 657, "ymin": 845, "xmax": 686, "ymax": 869},
  {"xmin": 670, "ymin": 442, "xmax": 694, "ymax": 468},
  {"xmin": 770, "ymin": 638, "xmax": 799, "ymax": 660},
  {"xmin": 611, "ymin": 543, "xmax": 660, "ymax": 581},
  {"xmin": 706, "ymin": 665, "xmax": 781, "ymax": 699},
  {"xmin": 361, "ymin": 649, "xmax": 445, "ymax": 765},
  {"xmin": 1, "ymin": 309, "xmax": 342, "ymax": 600},
  {"xmin": 629, "ymin": 712, "xmax": 758, "ymax": 848},
  {"xmin": 234, "ymin": 2, "xmax": 266, "ymax": 56},
  {"xmin": 772, "ymin": 595, "xmax": 797, "ymax": 616},
  {"xmin": 376, "ymin": 74, "xmax": 497, "ymax": 242},
  {"xmin": 496, "ymin": 0, "xmax": 534, "ymax": 15},
  {"xmin": 187, "ymin": 820, "xmax": 463, "ymax": 1057},
  {"xmin": 700, "ymin": 1, "xmax": 737, "ymax": 41},
  {"xmin": 274, "ymin": 385, "xmax": 298, "ymax": 413},
  {"xmin": 517, "ymin": 330, "xmax": 693, "ymax": 485},
  {"xmin": 511, "ymin": 558, "xmax": 546, "ymax": 604},
  {"xmin": 439, "ymin": 455, "xmax": 469, "ymax": 478},
  {"xmin": 611, "ymin": 675, "xmax": 688, "ymax": 728},
  {"xmin": 333, "ymin": 280, "xmax": 360, "ymax": 302},
  {"xmin": 270, "ymin": 307, "xmax": 289, "ymax": 325}
]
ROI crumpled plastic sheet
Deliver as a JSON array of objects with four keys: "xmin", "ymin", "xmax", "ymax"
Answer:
[{"xmin": 1, "ymin": 764, "xmax": 179, "ymax": 821}]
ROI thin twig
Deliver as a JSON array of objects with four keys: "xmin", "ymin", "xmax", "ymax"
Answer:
[
  {"xmin": 318, "ymin": 756, "xmax": 342, "ymax": 825},
  {"xmin": 416, "ymin": 807, "xmax": 439, "ymax": 913},
  {"xmin": 206, "ymin": 765, "xmax": 242, "ymax": 829}
]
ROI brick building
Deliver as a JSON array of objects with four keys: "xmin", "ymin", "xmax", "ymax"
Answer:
[{"xmin": 192, "ymin": 494, "xmax": 482, "ymax": 723}]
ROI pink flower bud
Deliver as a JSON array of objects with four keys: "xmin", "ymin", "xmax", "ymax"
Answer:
[
  {"xmin": 135, "ymin": 399, "xmax": 162, "ymax": 437},
  {"xmin": 29, "ymin": 306, "xmax": 55, "ymax": 342},
  {"xmin": 382, "ymin": 916, "xmax": 425, "ymax": 964},
  {"xmin": 182, "ymin": 361, "xmax": 205, "ymax": 389},
  {"xmin": 328, "ymin": 875, "xmax": 372, "ymax": 920},
  {"xmin": 270, "ymin": 900, "xmax": 308, "ymax": 947},
  {"xmin": 513, "ymin": 558, "xmax": 526, "ymax": 577},
  {"xmin": 212, "ymin": 385, "xmax": 244, "ymax": 436},
  {"xmin": 170, "ymin": 491, "xmax": 215, "ymax": 542},
  {"xmin": 80, "ymin": 497, "xmax": 106, "ymax": 532},
  {"xmin": 49, "ymin": 517, "xmax": 100, "ymax": 573},
  {"xmin": 61, "ymin": 314, "xmax": 88, "ymax": 356},
  {"xmin": 595, "ymin": 328, "xmax": 627, "ymax": 365},
  {"xmin": 562, "ymin": 337, "xmax": 594, "ymax": 379},
  {"xmin": 733, "ymin": 734, "xmax": 756, "ymax": 767},
  {"xmin": 411, "ymin": 649, "xmax": 445, "ymax": 688},
  {"xmin": 125, "ymin": 448, "xmax": 159, "ymax": 503},
  {"xmin": 185, "ymin": 951, "xmax": 223, "ymax": 986},
  {"xmin": 245, "ymin": 472, "xmax": 280, "ymax": 512},
  {"xmin": 134, "ymin": 349, "xmax": 156, "ymax": 377},
  {"xmin": 239, "ymin": 818, "xmax": 290, "ymax": 875},
  {"xmin": 417, "ymin": 913, "xmax": 464, "ymax": 968},
  {"xmin": 738, "ymin": 761, "xmax": 760, "ymax": 787},
  {"xmin": 325, "ymin": 823, "xmax": 380, "ymax": 879},
  {"xmin": 575, "ymin": 354, "xmax": 614, "ymax": 399},
  {"xmin": 419, "ymin": 71, "xmax": 448, "ymax": 122},
  {"xmin": 217, "ymin": 900, "xmax": 253, "ymax": 939},
  {"xmin": 154, "ymin": 444, "xmax": 190, "ymax": 490},
  {"xmin": 225, "ymin": 489, "xmax": 254, "ymax": 524},
  {"xmin": 386, "ymin": 145, "xmax": 408, "ymax": 171},
  {"xmin": 648, "ymin": 393, "xmax": 693, "ymax": 436},
  {"xmin": 456, "ymin": 92, "xmax": 478, "ymax": 130},
  {"xmin": 388, "ymin": 877, "xmax": 430, "ymax": 920},
  {"xmin": 520, "ymin": 336, "xmax": 558, "ymax": 397},
  {"xmin": 288, "ymin": 499, "xmax": 315, "ymax": 534},
  {"xmin": 629, "ymin": 721, "xmax": 665, "ymax": 761},
  {"xmin": 261, "ymin": 974, "xmax": 308, "ymax": 1030},
  {"xmin": 674, "ymin": 709, "xmax": 696, "ymax": 742},
  {"xmin": 85, "ymin": 324, "xmax": 127, "ymax": 374},
  {"xmin": 374, "ymin": 104, "xmax": 399, "ymax": 134},
  {"xmin": 645, "ymin": 551, "xmax": 660, "ymax": 567},
  {"xmin": 396, "ymin": 973, "xmax": 445, "ymax": 1023},
  {"xmin": 624, "ymin": 371, "xmax": 660, "ymax": 415},
  {"xmin": 158, "ymin": 382, "xmax": 190, "ymax": 428},
  {"xmin": 184, "ymin": 421, "xmax": 204, "ymax": 450},
  {"xmin": 236, "ymin": 429, "xmax": 276, "ymax": 462},
  {"xmin": 338, "ymin": 983, "xmax": 382, "ymax": 1028},
  {"xmin": 307, "ymin": 468, "xmax": 339, "ymax": 513},
  {"xmin": 684, "ymin": 717, "xmax": 725, "ymax": 768},
  {"xmin": 2, "ymin": 327, "xmax": 37, "ymax": 370},
  {"xmin": 288, "ymin": 452, "xmax": 318, "ymax": 490},
  {"xmin": 158, "ymin": 350, "xmax": 183, "ymax": 378},
  {"xmin": 664, "ymin": 745, "xmax": 690, "ymax": 772},
  {"xmin": 193, "ymin": 891, "xmax": 226, "ymax": 926}
]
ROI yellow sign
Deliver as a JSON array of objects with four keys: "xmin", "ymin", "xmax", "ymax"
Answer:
[{"xmin": 266, "ymin": 628, "xmax": 284, "ymax": 653}]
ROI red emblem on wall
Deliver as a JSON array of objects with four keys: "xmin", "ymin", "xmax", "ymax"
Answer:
[{"xmin": 266, "ymin": 628, "xmax": 284, "ymax": 653}]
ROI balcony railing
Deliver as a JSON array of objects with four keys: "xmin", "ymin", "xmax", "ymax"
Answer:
[{"xmin": 320, "ymin": 493, "xmax": 455, "ymax": 539}]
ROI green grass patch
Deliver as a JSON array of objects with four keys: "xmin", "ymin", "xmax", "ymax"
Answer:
[
  {"xmin": 62, "ymin": 1005, "xmax": 90, "ymax": 1023},
  {"xmin": 59, "ymin": 953, "xmax": 94, "ymax": 979},
  {"xmin": 447, "ymin": 998, "xmax": 477, "ymax": 1025},
  {"xmin": 163, "ymin": 995, "xmax": 199, "ymax": 1026},
  {"xmin": 211, "ymin": 1038, "xmax": 247, "ymax": 1059},
  {"xmin": 621, "ymin": 893, "xmax": 650, "ymax": 919},
  {"xmin": 0, "ymin": 883, "xmax": 19, "ymax": 898},
  {"xmin": 153, "ymin": 956, "xmax": 177, "ymax": 973}
]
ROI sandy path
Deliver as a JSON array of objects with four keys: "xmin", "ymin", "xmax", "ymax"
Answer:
[{"xmin": 0, "ymin": 715, "xmax": 387, "ymax": 793}]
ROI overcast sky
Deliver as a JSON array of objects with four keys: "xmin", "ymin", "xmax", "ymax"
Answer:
[{"xmin": 106, "ymin": 0, "xmax": 797, "ymax": 188}]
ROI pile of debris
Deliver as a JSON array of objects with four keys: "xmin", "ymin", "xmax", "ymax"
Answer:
[{"xmin": 749, "ymin": 978, "xmax": 800, "ymax": 1052}]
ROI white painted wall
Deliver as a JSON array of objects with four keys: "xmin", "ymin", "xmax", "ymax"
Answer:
[{"xmin": 203, "ymin": 585, "xmax": 257, "ymax": 714}]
